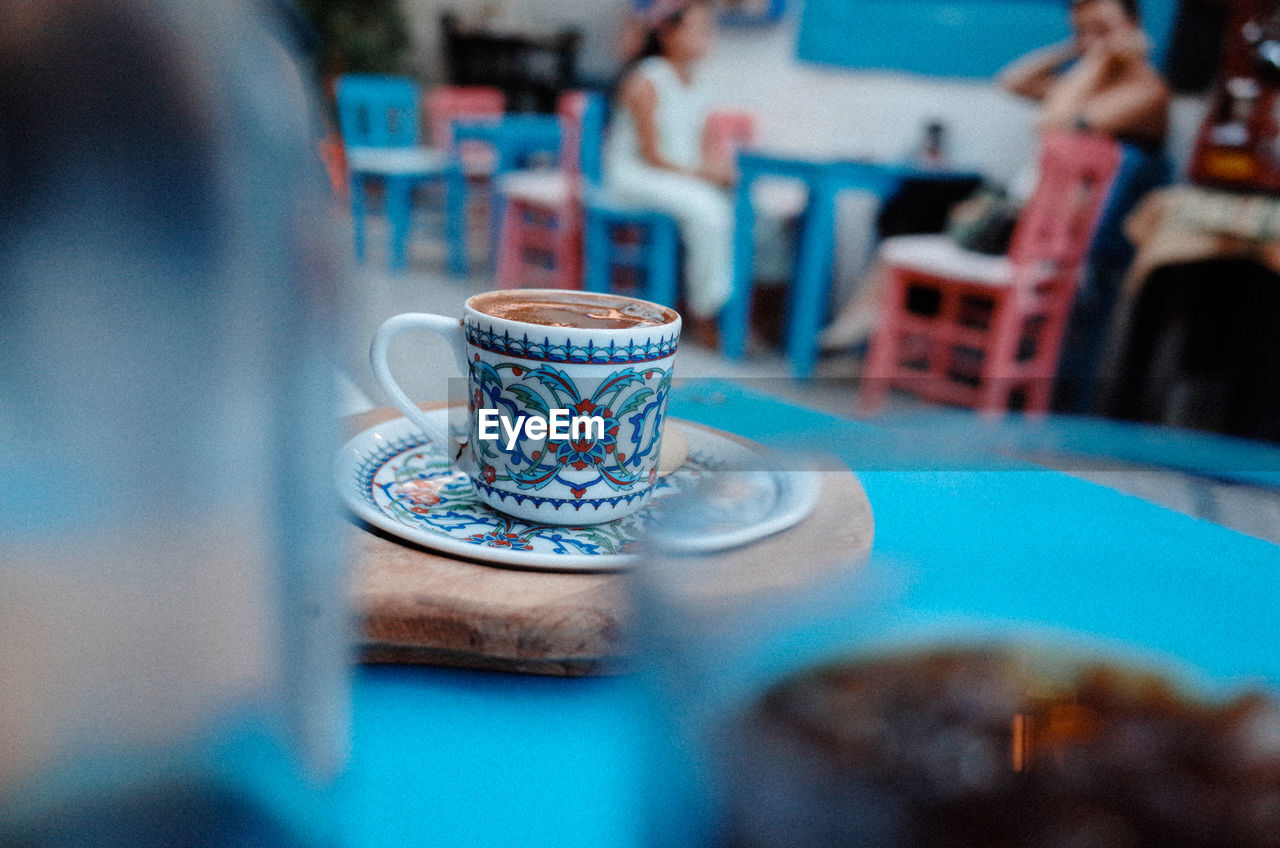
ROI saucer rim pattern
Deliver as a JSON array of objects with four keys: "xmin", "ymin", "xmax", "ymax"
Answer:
[{"xmin": 337, "ymin": 412, "xmax": 818, "ymax": 572}]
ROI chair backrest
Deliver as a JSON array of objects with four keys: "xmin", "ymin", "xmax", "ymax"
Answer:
[
  {"xmin": 558, "ymin": 90, "xmax": 607, "ymax": 187},
  {"xmin": 491, "ymin": 115, "xmax": 562, "ymax": 173},
  {"xmin": 704, "ymin": 109, "xmax": 757, "ymax": 176},
  {"xmin": 334, "ymin": 74, "xmax": 420, "ymax": 148},
  {"xmin": 425, "ymin": 85, "xmax": 505, "ymax": 150},
  {"xmin": 1007, "ymin": 132, "xmax": 1123, "ymax": 276}
]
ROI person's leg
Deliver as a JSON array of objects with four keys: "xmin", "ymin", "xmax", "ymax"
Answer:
[
  {"xmin": 1053, "ymin": 253, "xmax": 1128, "ymax": 413},
  {"xmin": 830, "ymin": 191, "xmax": 879, "ymax": 307},
  {"xmin": 608, "ymin": 167, "xmax": 734, "ymax": 319}
]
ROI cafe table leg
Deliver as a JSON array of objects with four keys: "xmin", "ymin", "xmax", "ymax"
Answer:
[
  {"xmin": 720, "ymin": 169, "xmax": 758, "ymax": 359},
  {"xmin": 785, "ymin": 175, "xmax": 838, "ymax": 378}
]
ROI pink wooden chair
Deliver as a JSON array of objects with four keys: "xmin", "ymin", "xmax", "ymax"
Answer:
[
  {"xmin": 494, "ymin": 91, "xmax": 590, "ymax": 290},
  {"xmin": 861, "ymin": 132, "xmax": 1122, "ymax": 415},
  {"xmin": 316, "ymin": 133, "xmax": 347, "ymax": 202},
  {"xmin": 425, "ymin": 85, "xmax": 505, "ymax": 175}
]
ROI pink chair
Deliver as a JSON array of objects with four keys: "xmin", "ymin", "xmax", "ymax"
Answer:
[
  {"xmin": 425, "ymin": 85, "xmax": 505, "ymax": 175},
  {"xmin": 861, "ymin": 132, "xmax": 1122, "ymax": 415},
  {"xmin": 494, "ymin": 92, "xmax": 590, "ymax": 290},
  {"xmin": 316, "ymin": 133, "xmax": 347, "ymax": 202}
]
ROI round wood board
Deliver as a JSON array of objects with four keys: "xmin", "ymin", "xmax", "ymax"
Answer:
[{"xmin": 347, "ymin": 404, "xmax": 875, "ymax": 676}]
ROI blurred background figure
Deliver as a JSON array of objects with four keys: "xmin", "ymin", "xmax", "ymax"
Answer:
[
  {"xmin": 0, "ymin": 0, "xmax": 350, "ymax": 845},
  {"xmin": 821, "ymin": 0, "xmax": 1171, "ymax": 413},
  {"xmin": 606, "ymin": 0, "xmax": 735, "ymax": 343},
  {"xmin": 999, "ymin": 0, "xmax": 1173, "ymax": 411},
  {"xmin": 1000, "ymin": 0, "xmax": 1169, "ymax": 147}
]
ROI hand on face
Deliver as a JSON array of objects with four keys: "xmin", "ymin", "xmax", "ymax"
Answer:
[
  {"xmin": 1071, "ymin": 0, "xmax": 1147, "ymax": 69},
  {"xmin": 1087, "ymin": 27, "xmax": 1148, "ymax": 67}
]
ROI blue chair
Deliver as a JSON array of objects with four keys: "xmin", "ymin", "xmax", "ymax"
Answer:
[
  {"xmin": 452, "ymin": 114, "xmax": 563, "ymax": 271},
  {"xmin": 335, "ymin": 74, "xmax": 467, "ymax": 275},
  {"xmin": 576, "ymin": 94, "xmax": 682, "ymax": 307}
]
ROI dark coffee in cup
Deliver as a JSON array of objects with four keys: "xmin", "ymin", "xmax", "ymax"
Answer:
[{"xmin": 469, "ymin": 291, "xmax": 675, "ymax": 330}]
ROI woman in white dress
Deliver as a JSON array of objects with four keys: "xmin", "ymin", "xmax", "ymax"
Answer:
[{"xmin": 607, "ymin": 0, "xmax": 733, "ymax": 341}]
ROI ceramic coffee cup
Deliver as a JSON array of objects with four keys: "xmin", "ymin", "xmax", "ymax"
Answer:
[{"xmin": 371, "ymin": 289, "xmax": 681, "ymax": 525}]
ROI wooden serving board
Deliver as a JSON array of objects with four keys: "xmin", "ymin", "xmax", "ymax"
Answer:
[{"xmin": 347, "ymin": 404, "xmax": 875, "ymax": 676}]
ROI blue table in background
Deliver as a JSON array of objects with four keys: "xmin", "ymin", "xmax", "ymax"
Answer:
[
  {"xmin": 721, "ymin": 151, "xmax": 981, "ymax": 378},
  {"xmin": 452, "ymin": 115, "xmax": 562, "ymax": 269},
  {"xmin": 338, "ymin": 381, "xmax": 1280, "ymax": 847}
]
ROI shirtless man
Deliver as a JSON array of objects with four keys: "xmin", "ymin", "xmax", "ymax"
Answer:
[{"xmin": 999, "ymin": 0, "xmax": 1170, "ymax": 148}]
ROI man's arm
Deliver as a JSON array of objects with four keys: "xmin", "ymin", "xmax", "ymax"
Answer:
[
  {"xmin": 1037, "ymin": 49, "xmax": 1112, "ymax": 128},
  {"xmin": 1062, "ymin": 71, "xmax": 1170, "ymax": 142},
  {"xmin": 998, "ymin": 40, "xmax": 1079, "ymax": 101},
  {"xmin": 1038, "ymin": 29, "xmax": 1170, "ymax": 144}
]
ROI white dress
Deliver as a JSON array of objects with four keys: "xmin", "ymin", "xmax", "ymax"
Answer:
[{"xmin": 604, "ymin": 57, "xmax": 733, "ymax": 318}]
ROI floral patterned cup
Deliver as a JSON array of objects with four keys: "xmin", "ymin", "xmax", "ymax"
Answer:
[{"xmin": 371, "ymin": 289, "xmax": 681, "ymax": 525}]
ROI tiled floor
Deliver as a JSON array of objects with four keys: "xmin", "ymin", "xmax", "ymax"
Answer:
[{"xmin": 339, "ymin": 223, "xmax": 1280, "ymax": 547}]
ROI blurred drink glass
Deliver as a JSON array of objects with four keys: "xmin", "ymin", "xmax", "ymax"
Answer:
[{"xmin": 0, "ymin": 1, "xmax": 349, "ymax": 844}]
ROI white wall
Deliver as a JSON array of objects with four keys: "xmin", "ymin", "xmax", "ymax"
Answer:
[{"xmin": 403, "ymin": 0, "xmax": 1205, "ymax": 181}]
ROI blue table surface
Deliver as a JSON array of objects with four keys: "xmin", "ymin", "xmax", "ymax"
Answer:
[
  {"xmin": 737, "ymin": 149, "xmax": 981, "ymax": 181},
  {"xmin": 337, "ymin": 381, "xmax": 1280, "ymax": 847}
]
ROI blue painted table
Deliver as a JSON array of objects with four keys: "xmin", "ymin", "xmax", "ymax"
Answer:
[
  {"xmin": 337, "ymin": 381, "xmax": 1280, "ymax": 847},
  {"xmin": 721, "ymin": 151, "xmax": 980, "ymax": 378},
  {"xmin": 452, "ymin": 115, "xmax": 562, "ymax": 268}
]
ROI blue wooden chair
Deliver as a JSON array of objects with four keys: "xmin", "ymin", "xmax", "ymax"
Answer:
[
  {"xmin": 335, "ymin": 74, "xmax": 467, "ymax": 274},
  {"xmin": 576, "ymin": 93, "xmax": 682, "ymax": 307},
  {"xmin": 579, "ymin": 101, "xmax": 757, "ymax": 310}
]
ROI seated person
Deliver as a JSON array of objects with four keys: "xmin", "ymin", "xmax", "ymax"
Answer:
[
  {"xmin": 1002, "ymin": 0, "xmax": 1172, "ymax": 411},
  {"xmin": 607, "ymin": 0, "xmax": 734, "ymax": 344},
  {"xmin": 1000, "ymin": 0, "xmax": 1168, "ymax": 151},
  {"xmin": 822, "ymin": 0, "xmax": 1171, "ymax": 405}
]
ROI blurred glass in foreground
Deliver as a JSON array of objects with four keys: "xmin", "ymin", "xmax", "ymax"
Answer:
[{"xmin": 1, "ymin": 1, "xmax": 349, "ymax": 845}]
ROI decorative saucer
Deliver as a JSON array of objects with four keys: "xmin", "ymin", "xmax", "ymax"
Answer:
[{"xmin": 336, "ymin": 411, "xmax": 819, "ymax": 571}]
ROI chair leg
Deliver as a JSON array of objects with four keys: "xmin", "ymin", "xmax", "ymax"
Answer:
[
  {"xmin": 859, "ymin": 328, "xmax": 894, "ymax": 414},
  {"xmin": 350, "ymin": 174, "xmax": 367, "ymax": 264},
  {"xmin": 488, "ymin": 182, "xmax": 505, "ymax": 276},
  {"xmin": 553, "ymin": 205, "xmax": 581, "ymax": 290},
  {"xmin": 720, "ymin": 173, "xmax": 757, "ymax": 360},
  {"xmin": 385, "ymin": 175, "xmax": 413, "ymax": 272},
  {"xmin": 495, "ymin": 197, "xmax": 524, "ymax": 290},
  {"xmin": 859, "ymin": 268, "xmax": 908, "ymax": 414},
  {"xmin": 648, "ymin": 217, "xmax": 680, "ymax": 308},
  {"xmin": 1024, "ymin": 287, "xmax": 1076, "ymax": 415},
  {"xmin": 1024, "ymin": 379, "xmax": 1053, "ymax": 416},
  {"xmin": 443, "ymin": 163, "xmax": 469, "ymax": 277},
  {"xmin": 976, "ymin": 295, "xmax": 1022, "ymax": 416},
  {"xmin": 582, "ymin": 209, "xmax": 610, "ymax": 294}
]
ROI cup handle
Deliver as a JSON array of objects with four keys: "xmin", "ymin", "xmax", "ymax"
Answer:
[{"xmin": 370, "ymin": 313, "xmax": 469, "ymax": 461}]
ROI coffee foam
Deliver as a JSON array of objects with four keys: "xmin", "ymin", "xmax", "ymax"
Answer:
[{"xmin": 470, "ymin": 291, "xmax": 675, "ymax": 331}]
